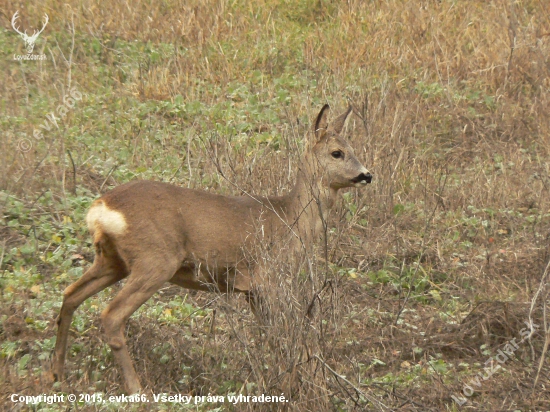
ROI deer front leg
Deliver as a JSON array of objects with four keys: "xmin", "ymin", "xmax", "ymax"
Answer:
[
  {"xmin": 245, "ymin": 286, "xmax": 272, "ymax": 327},
  {"xmin": 245, "ymin": 285, "xmax": 281, "ymax": 353}
]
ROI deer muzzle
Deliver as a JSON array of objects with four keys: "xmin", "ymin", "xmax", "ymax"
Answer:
[{"xmin": 351, "ymin": 172, "xmax": 373, "ymax": 186}]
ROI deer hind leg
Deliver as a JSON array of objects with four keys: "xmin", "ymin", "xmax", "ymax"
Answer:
[
  {"xmin": 100, "ymin": 256, "xmax": 181, "ymax": 394},
  {"xmin": 53, "ymin": 250, "xmax": 127, "ymax": 382}
]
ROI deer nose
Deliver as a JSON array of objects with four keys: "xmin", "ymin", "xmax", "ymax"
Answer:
[
  {"xmin": 351, "ymin": 172, "xmax": 373, "ymax": 185},
  {"xmin": 360, "ymin": 173, "xmax": 373, "ymax": 184}
]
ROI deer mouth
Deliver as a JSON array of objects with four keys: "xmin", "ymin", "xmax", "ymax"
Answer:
[{"xmin": 351, "ymin": 173, "xmax": 372, "ymax": 186}]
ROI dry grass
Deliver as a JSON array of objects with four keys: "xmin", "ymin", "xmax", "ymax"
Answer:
[{"xmin": 1, "ymin": 0, "xmax": 550, "ymax": 410}]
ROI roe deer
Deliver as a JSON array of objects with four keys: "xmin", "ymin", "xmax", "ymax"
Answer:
[{"xmin": 52, "ymin": 105, "xmax": 372, "ymax": 394}]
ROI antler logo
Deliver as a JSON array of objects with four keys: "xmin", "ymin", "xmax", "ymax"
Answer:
[{"xmin": 11, "ymin": 11, "xmax": 49, "ymax": 54}]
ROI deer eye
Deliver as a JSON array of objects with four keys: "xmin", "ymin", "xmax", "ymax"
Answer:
[{"xmin": 331, "ymin": 150, "xmax": 343, "ymax": 159}]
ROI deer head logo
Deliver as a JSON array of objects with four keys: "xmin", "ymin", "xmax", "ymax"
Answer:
[{"xmin": 11, "ymin": 11, "xmax": 49, "ymax": 54}]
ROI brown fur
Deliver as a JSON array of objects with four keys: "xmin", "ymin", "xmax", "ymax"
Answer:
[{"xmin": 52, "ymin": 105, "xmax": 372, "ymax": 393}]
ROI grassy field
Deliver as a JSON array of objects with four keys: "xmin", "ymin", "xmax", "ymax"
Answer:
[{"xmin": 1, "ymin": 0, "xmax": 550, "ymax": 410}]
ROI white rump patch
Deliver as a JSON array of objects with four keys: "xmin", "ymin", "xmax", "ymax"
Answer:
[{"xmin": 86, "ymin": 200, "xmax": 128, "ymax": 238}]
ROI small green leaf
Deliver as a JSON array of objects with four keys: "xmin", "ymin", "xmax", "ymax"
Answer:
[{"xmin": 393, "ymin": 204, "xmax": 405, "ymax": 216}]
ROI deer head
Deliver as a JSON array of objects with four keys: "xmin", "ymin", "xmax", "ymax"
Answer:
[
  {"xmin": 307, "ymin": 104, "xmax": 372, "ymax": 193},
  {"xmin": 12, "ymin": 11, "xmax": 49, "ymax": 54}
]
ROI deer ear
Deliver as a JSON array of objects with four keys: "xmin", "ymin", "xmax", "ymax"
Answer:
[
  {"xmin": 329, "ymin": 106, "xmax": 353, "ymax": 135},
  {"xmin": 314, "ymin": 104, "xmax": 330, "ymax": 140}
]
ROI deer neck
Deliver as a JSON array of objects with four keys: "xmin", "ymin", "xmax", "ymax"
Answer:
[{"xmin": 283, "ymin": 163, "xmax": 337, "ymax": 246}]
